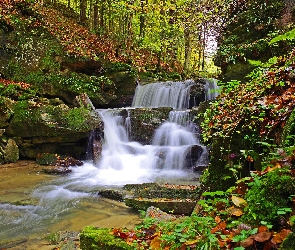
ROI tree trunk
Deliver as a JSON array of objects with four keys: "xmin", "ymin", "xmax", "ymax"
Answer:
[
  {"xmin": 99, "ymin": 0, "xmax": 105, "ymax": 30},
  {"xmin": 201, "ymin": 23, "xmax": 207, "ymax": 71},
  {"xmin": 80, "ymin": 0, "xmax": 87, "ymax": 24},
  {"xmin": 93, "ymin": 0, "xmax": 99, "ymax": 30},
  {"xmin": 184, "ymin": 28, "xmax": 192, "ymax": 75},
  {"xmin": 139, "ymin": 1, "xmax": 145, "ymax": 38}
]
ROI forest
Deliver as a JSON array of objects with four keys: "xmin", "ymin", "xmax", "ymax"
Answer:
[{"xmin": 0, "ymin": 0, "xmax": 295, "ymax": 249}]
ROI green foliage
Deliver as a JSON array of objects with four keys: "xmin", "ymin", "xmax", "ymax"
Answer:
[
  {"xmin": 0, "ymin": 83, "xmax": 36, "ymax": 101},
  {"xmin": 80, "ymin": 226, "xmax": 132, "ymax": 250},
  {"xmin": 269, "ymin": 28, "xmax": 295, "ymax": 44},
  {"xmin": 217, "ymin": 80, "xmax": 241, "ymax": 94},
  {"xmin": 242, "ymin": 169, "xmax": 295, "ymax": 225},
  {"xmin": 61, "ymin": 73, "xmax": 114, "ymax": 95},
  {"xmin": 215, "ymin": 0, "xmax": 288, "ymax": 81},
  {"xmin": 44, "ymin": 232, "xmax": 60, "ymax": 244},
  {"xmin": 232, "ymin": 228, "xmax": 258, "ymax": 243},
  {"xmin": 159, "ymin": 215, "xmax": 219, "ymax": 249},
  {"xmin": 12, "ymin": 100, "xmax": 37, "ymax": 123},
  {"xmin": 63, "ymin": 107, "xmax": 92, "ymax": 130}
]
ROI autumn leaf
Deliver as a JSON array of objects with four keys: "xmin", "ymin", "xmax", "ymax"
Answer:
[
  {"xmin": 240, "ymin": 236, "xmax": 254, "ymax": 248},
  {"xmin": 150, "ymin": 235, "xmax": 161, "ymax": 249},
  {"xmin": 272, "ymin": 229, "xmax": 292, "ymax": 244},
  {"xmin": 258, "ymin": 225, "xmax": 268, "ymax": 233},
  {"xmin": 211, "ymin": 221, "xmax": 227, "ymax": 234},
  {"xmin": 229, "ymin": 206, "xmax": 243, "ymax": 216},
  {"xmin": 214, "ymin": 216, "xmax": 221, "ymax": 224},
  {"xmin": 252, "ymin": 231, "xmax": 272, "ymax": 242}
]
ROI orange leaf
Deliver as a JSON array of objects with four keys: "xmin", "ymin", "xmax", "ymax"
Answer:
[
  {"xmin": 211, "ymin": 221, "xmax": 227, "ymax": 234},
  {"xmin": 215, "ymin": 216, "xmax": 221, "ymax": 224},
  {"xmin": 218, "ymin": 239, "xmax": 227, "ymax": 248},
  {"xmin": 150, "ymin": 236, "xmax": 161, "ymax": 250},
  {"xmin": 258, "ymin": 225, "xmax": 268, "ymax": 233},
  {"xmin": 230, "ymin": 207, "xmax": 243, "ymax": 217},
  {"xmin": 273, "ymin": 229, "xmax": 292, "ymax": 244}
]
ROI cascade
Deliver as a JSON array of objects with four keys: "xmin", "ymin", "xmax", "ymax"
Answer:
[
  {"xmin": 0, "ymin": 79, "xmax": 218, "ymax": 241},
  {"xmin": 132, "ymin": 80, "xmax": 194, "ymax": 109},
  {"xmin": 91, "ymin": 79, "xmax": 216, "ymax": 181}
]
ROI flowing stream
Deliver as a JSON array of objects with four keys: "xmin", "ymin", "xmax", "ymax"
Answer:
[{"xmin": 0, "ymin": 79, "xmax": 219, "ymax": 244}]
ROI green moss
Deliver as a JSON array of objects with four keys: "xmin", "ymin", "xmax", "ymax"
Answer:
[
  {"xmin": 80, "ymin": 227, "xmax": 132, "ymax": 250},
  {"xmin": 4, "ymin": 139, "xmax": 19, "ymax": 163},
  {"xmin": 279, "ymin": 233, "xmax": 295, "ymax": 250},
  {"xmin": 282, "ymin": 108, "xmax": 295, "ymax": 146},
  {"xmin": 242, "ymin": 168, "xmax": 295, "ymax": 225}
]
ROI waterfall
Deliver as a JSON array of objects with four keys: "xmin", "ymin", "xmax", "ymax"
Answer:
[
  {"xmin": 0, "ymin": 79, "xmax": 216, "ymax": 242},
  {"xmin": 90, "ymin": 79, "xmax": 215, "ymax": 182},
  {"xmin": 205, "ymin": 79, "xmax": 220, "ymax": 101},
  {"xmin": 132, "ymin": 80, "xmax": 194, "ymax": 109},
  {"xmin": 92, "ymin": 109, "xmax": 201, "ymax": 179}
]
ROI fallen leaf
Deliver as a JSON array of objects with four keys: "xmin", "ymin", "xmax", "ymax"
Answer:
[
  {"xmin": 218, "ymin": 239, "xmax": 227, "ymax": 247},
  {"xmin": 215, "ymin": 216, "xmax": 221, "ymax": 224},
  {"xmin": 230, "ymin": 207, "xmax": 243, "ymax": 216},
  {"xmin": 150, "ymin": 236, "xmax": 161, "ymax": 249},
  {"xmin": 253, "ymin": 231, "xmax": 272, "ymax": 242},
  {"xmin": 258, "ymin": 225, "xmax": 268, "ymax": 233},
  {"xmin": 241, "ymin": 236, "xmax": 254, "ymax": 248},
  {"xmin": 211, "ymin": 221, "xmax": 227, "ymax": 234},
  {"xmin": 273, "ymin": 229, "xmax": 292, "ymax": 244}
]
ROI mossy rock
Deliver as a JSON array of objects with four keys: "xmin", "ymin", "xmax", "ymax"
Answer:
[
  {"xmin": 6, "ymin": 100, "xmax": 100, "ymax": 137},
  {"xmin": 123, "ymin": 183, "xmax": 201, "ymax": 200},
  {"xmin": 80, "ymin": 227, "xmax": 132, "ymax": 250},
  {"xmin": 0, "ymin": 97, "xmax": 14, "ymax": 128},
  {"xmin": 4, "ymin": 138, "xmax": 19, "ymax": 163},
  {"xmin": 129, "ymin": 107, "xmax": 172, "ymax": 144},
  {"xmin": 98, "ymin": 189, "xmax": 125, "ymax": 202},
  {"xmin": 279, "ymin": 232, "xmax": 295, "ymax": 250}
]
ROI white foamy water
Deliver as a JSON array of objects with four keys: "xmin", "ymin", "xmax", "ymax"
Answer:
[
  {"xmin": 82, "ymin": 109, "xmax": 201, "ymax": 185},
  {"xmin": 132, "ymin": 80, "xmax": 194, "ymax": 109}
]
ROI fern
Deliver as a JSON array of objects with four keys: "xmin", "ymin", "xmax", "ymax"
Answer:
[{"xmin": 269, "ymin": 28, "xmax": 295, "ymax": 44}]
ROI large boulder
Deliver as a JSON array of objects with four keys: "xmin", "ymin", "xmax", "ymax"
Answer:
[
  {"xmin": 2, "ymin": 95, "xmax": 102, "ymax": 159},
  {"xmin": 128, "ymin": 107, "xmax": 172, "ymax": 145}
]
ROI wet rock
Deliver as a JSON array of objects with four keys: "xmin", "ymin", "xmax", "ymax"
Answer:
[
  {"xmin": 3, "ymin": 94, "xmax": 102, "ymax": 159},
  {"xmin": 123, "ymin": 183, "xmax": 201, "ymax": 200},
  {"xmin": 189, "ymin": 78, "xmax": 207, "ymax": 107},
  {"xmin": 37, "ymin": 153, "xmax": 83, "ymax": 174},
  {"xmin": 60, "ymin": 60, "xmax": 103, "ymax": 75},
  {"xmin": 98, "ymin": 189, "xmax": 125, "ymax": 202},
  {"xmin": 193, "ymin": 165, "xmax": 208, "ymax": 172},
  {"xmin": 125, "ymin": 197, "xmax": 197, "ymax": 215},
  {"xmin": 44, "ymin": 231, "xmax": 80, "ymax": 249},
  {"xmin": 146, "ymin": 206, "xmax": 177, "ymax": 221},
  {"xmin": 123, "ymin": 183, "xmax": 201, "ymax": 215},
  {"xmin": 4, "ymin": 138, "xmax": 19, "ymax": 163},
  {"xmin": 42, "ymin": 165, "xmax": 72, "ymax": 174},
  {"xmin": 129, "ymin": 107, "xmax": 172, "ymax": 145}
]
